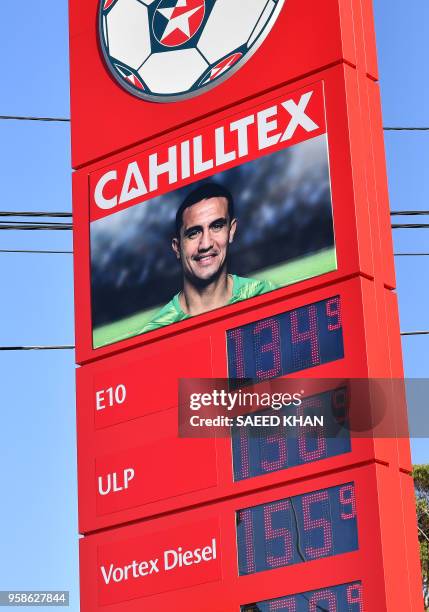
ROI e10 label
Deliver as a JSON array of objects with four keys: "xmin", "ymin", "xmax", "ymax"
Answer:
[{"xmin": 96, "ymin": 384, "xmax": 127, "ymax": 411}]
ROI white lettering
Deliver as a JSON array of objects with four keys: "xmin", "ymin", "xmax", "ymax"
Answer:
[
  {"xmin": 215, "ymin": 126, "xmax": 236, "ymax": 166},
  {"xmin": 124, "ymin": 467, "xmax": 135, "ymax": 489},
  {"xmin": 95, "ymin": 171, "xmax": 118, "ymax": 209},
  {"xmin": 164, "ymin": 539, "xmax": 217, "ymax": 571},
  {"xmin": 230, "ymin": 114, "xmax": 255, "ymax": 157},
  {"xmin": 96, "ymin": 390, "xmax": 105, "ymax": 411},
  {"xmin": 100, "ymin": 564, "xmax": 114, "ymax": 585},
  {"xmin": 92, "ymin": 90, "xmax": 321, "ymax": 213},
  {"xmin": 149, "ymin": 146, "xmax": 178, "ymax": 192},
  {"xmin": 164, "ymin": 548, "xmax": 178, "ymax": 571},
  {"xmin": 100, "ymin": 558, "xmax": 159, "ymax": 585},
  {"xmin": 281, "ymin": 91, "xmax": 318, "ymax": 141},
  {"xmin": 119, "ymin": 161, "xmax": 147, "ymax": 204},
  {"xmin": 257, "ymin": 106, "xmax": 281, "ymax": 149},
  {"xmin": 193, "ymin": 135, "xmax": 214, "ymax": 173},
  {"xmin": 98, "ymin": 468, "xmax": 135, "ymax": 496},
  {"xmin": 95, "ymin": 385, "xmax": 126, "ymax": 411},
  {"xmin": 180, "ymin": 140, "xmax": 191, "ymax": 179}
]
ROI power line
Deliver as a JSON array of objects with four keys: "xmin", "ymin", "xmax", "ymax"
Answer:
[
  {"xmin": 392, "ymin": 223, "xmax": 429, "ymax": 229},
  {"xmin": 0, "ymin": 249, "xmax": 72, "ymax": 254},
  {"xmin": 0, "ymin": 211, "xmax": 72, "ymax": 218},
  {"xmin": 1, "ymin": 250, "xmax": 426, "ymax": 257},
  {"xmin": 1, "ymin": 221, "xmax": 71, "ymax": 226},
  {"xmin": 391, "ymin": 211, "xmax": 429, "ymax": 216},
  {"xmin": 1, "ymin": 249, "xmax": 424, "ymax": 256},
  {"xmin": 0, "ymin": 116, "xmax": 428, "ymax": 130},
  {"xmin": 1, "ymin": 334, "xmax": 427, "ymax": 350},
  {"xmin": 2, "ymin": 210, "xmax": 426, "ymax": 219},
  {"xmin": 401, "ymin": 331, "xmax": 429, "ymax": 337},
  {"xmin": 384, "ymin": 127, "xmax": 429, "ymax": 131},
  {"xmin": 0, "ymin": 345, "xmax": 75, "ymax": 351},
  {"xmin": 3, "ymin": 222, "xmax": 429, "ymax": 231},
  {"xmin": 0, "ymin": 115, "xmax": 70, "ymax": 122},
  {"xmin": 0, "ymin": 222, "xmax": 72, "ymax": 230}
]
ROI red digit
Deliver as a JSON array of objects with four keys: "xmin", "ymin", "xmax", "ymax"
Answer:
[
  {"xmin": 261, "ymin": 433, "xmax": 288, "ymax": 472},
  {"xmin": 269, "ymin": 597, "xmax": 297, "ymax": 611},
  {"xmin": 332, "ymin": 387, "xmax": 348, "ymax": 424},
  {"xmin": 297, "ymin": 397, "xmax": 327, "ymax": 462},
  {"xmin": 326, "ymin": 297, "xmax": 342, "ymax": 330},
  {"xmin": 237, "ymin": 426, "xmax": 250, "ymax": 480},
  {"xmin": 238, "ymin": 509, "xmax": 256, "ymax": 574},
  {"xmin": 290, "ymin": 305, "xmax": 320, "ymax": 368},
  {"xmin": 302, "ymin": 490, "xmax": 333, "ymax": 559},
  {"xmin": 254, "ymin": 319, "xmax": 282, "ymax": 380},
  {"xmin": 309, "ymin": 589, "xmax": 337, "ymax": 611},
  {"xmin": 339, "ymin": 484, "xmax": 357, "ymax": 519},
  {"xmin": 264, "ymin": 500, "xmax": 293, "ymax": 568},
  {"xmin": 229, "ymin": 329, "xmax": 245, "ymax": 378},
  {"xmin": 346, "ymin": 583, "xmax": 364, "ymax": 610}
]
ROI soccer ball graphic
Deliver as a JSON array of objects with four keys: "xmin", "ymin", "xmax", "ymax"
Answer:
[{"xmin": 99, "ymin": 0, "xmax": 285, "ymax": 102}]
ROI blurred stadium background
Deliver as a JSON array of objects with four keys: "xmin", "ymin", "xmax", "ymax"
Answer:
[{"xmin": 91, "ymin": 134, "xmax": 336, "ymax": 347}]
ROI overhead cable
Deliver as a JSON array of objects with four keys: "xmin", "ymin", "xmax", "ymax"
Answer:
[
  {"xmin": 3, "ymin": 210, "xmax": 427, "ymax": 219},
  {"xmin": 0, "ymin": 222, "xmax": 72, "ymax": 230},
  {"xmin": 384, "ymin": 127, "xmax": 429, "ymax": 131},
  {"xmin": 1, "ymin": 339, "xmax": 425, "ymax": 351},
  {"xmin": 0, "ymin": 249, "xmax": 72, "ymax": 254},
  {"xmin": 391, "ymin": 223, "xmax": 429, "ymax": 229},
  {"xmin": 0, "ymin": 211, "xmax": 72, "ymax": 218},
  {"xmin": 390, "ymin": 211, "xmax": 429, "ymax": 216},
  {"xmin": 0, "ymin": 345, "xmax": 75, "ymax": 351},
  {"xmin": 2, "ymin": 250, "xmax": 428, "ymax": 257},
  {"xmin": 0, "ymin": 115, "xmax": 70, "ymax": 122},
  {"xmin": 400, "ymin": 331, "xmax": 429, "ymax": 337},
  {"xmin": 3, "ymin": 222, "xmax": 429, "ymax": 231},
  {"xmin": 0, "ymin": 117, "xmax": 428, "ymax": 129}
]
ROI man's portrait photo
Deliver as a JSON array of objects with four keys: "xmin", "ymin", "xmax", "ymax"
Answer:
[
  {"xmin": 90, "ymin": 134, "xmax": 336, "ymax": 348},
  {"xmin": 141, "ymin": 182, "xmax": 276, "ymax": 334}
]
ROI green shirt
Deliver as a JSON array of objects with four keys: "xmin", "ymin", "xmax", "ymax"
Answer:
[{"xmin": 140, "ymin": 275, "xmax": 276, "ymax": 334}]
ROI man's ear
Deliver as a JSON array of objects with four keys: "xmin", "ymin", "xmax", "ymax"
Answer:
[
  {"xmin": 229, "ymin": 218, "xmax": 237, "ymax": 243},
  {"xmin": 172, "ymin": 237, "xmax": 181, "ymax": 259}
]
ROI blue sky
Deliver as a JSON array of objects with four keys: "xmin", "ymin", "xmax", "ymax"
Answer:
[{"xmin": 0, "ymin": 1, "xmax": 428, "ymax": 610}]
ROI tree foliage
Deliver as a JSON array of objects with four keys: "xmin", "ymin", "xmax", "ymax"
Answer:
[{"xmin": 413, "ymin": 464, "xmax": 429, "ymax": 609}]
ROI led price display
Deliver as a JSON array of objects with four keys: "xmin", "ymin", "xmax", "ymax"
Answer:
[
  {"xmin": 241, "ymin": 581, "xmax": 363, "ymax": 611},
  {"xmin": 237, "ymin": 483, "xmax": 358, "ymax": 575},
  {"xmin": 227, "ymin": 297, "xmax": 344, "ymax": 384},
  {"xmin": 232, "ymin": 387, "xmax": 351, "ymax": 481}
]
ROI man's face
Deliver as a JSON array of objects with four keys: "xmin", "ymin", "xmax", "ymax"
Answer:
[{"xmin": 172, "ymin": 196, "xmax": 237, "ymax": 284}]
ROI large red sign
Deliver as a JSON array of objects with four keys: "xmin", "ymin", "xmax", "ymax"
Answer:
[
  {"xmin": 79, "ymin": 465, "xmax": 415, "ymax": 611},
  {"xmin": 77, "ymin": 277, "xmax": 405, "ymax": 533},
  {"xmin": 69, "ymin": 1, "xmax": 423, "ymax": 610},
  {"xmin": 69, "ymin": 0, "xmax": 379, "ymax": 168},
  {"xmin": 73, "ymin": 66, "xmax": 394, "ymax": 364}
]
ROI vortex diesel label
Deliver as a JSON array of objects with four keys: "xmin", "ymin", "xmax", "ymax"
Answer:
[{"xmin": 97, "ymin": 521, "xmax": 221, "ymax": 604}]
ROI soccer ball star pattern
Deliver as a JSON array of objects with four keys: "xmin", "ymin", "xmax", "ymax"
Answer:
[{"xmin": 99, "ymin": 0, "xmax": 285, "ymax": 101}]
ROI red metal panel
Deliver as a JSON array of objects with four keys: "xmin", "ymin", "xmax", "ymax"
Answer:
[
  {"xmin": 77, "ymin": 276, "xmax": 402, "ymax": 533},
  {"xmin": 68, "ymin": 0, "xmax": 378, "ymax": 169},
  {"xmin": 359, "ymin": 0, "xmax": 379, "ymax": 80},
  {"xmin": 70, "ymin": 3, "xmax": 423, "ymax": 611},
  {"xmin": 79, "ymin": 464, "xmax": 412, "ymax": 612},
  {"xmin": 73, "ymin": 66, "xmax": 383, "ymax": 364}
]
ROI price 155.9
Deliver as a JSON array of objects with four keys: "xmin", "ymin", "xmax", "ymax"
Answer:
[{"xmin": 237, "ymin": 483, "xmax": 358, "ymax": 575}]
